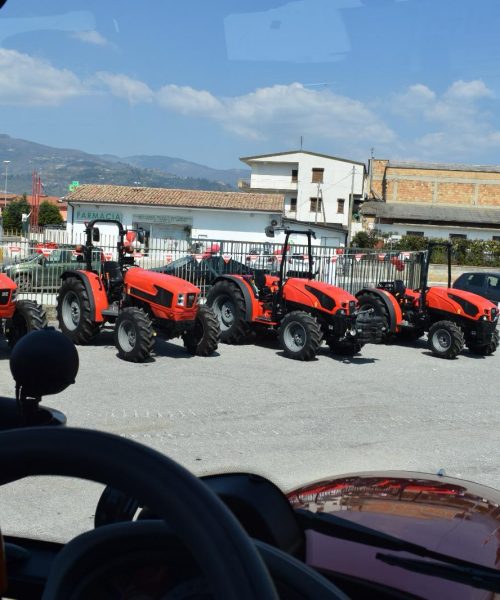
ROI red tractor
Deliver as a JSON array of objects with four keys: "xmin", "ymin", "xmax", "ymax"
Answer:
[
  {"xmin": 56, "ymin": 220, "xmax": 219, "ymax": 362},
  {"xmin": 356, "ymin": 242, "xmax": 499, "ymax": 359},
  {"xmin": 206, "ymin": 227, "xmax": 394, "ymax": 360},
  {"xmin": 0, "ymin": 273, "xmax": 47, "ymax": 347}
]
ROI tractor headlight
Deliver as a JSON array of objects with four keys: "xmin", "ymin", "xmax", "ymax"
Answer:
[
  {"xmin": 187, "ymin": 293, "xmax": 196, "ymax": 308},
  {"xmin": 337, "ymin": 309, "xmax": 346, "ymax": 316},
  {"xmin": 177, "ymin": 293, "xmax": 185, "ymax": 306}
]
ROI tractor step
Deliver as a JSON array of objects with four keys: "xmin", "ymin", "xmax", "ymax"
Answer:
[
  {"xmin": 101, "ymin": 307, "xmax": 120, "ymax": 318},
  {"xmin": 255, "ymin": 317, "xmax": 278, "ymax": 325}
]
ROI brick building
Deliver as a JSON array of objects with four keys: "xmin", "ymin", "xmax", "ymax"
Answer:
[{"xmin": 361, "ymin": 160, "xmax": 500, "ymax": 241}]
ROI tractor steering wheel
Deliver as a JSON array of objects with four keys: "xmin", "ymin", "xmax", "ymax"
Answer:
[{"xmin": 0, "ymin": 427, "xmax": 278, "ymax": 600}]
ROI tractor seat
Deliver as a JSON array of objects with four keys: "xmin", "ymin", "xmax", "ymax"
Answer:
[
  {"xmin": 253, "ymin": 270, "xmax": 268, "ymax": 291},
  {"xmin": 393, "ymin": 279, "xmax": 406, "ymax": 297},
  {"xmin": 102, "ymin": 261, "xmax": 123, "ymax": 285}
]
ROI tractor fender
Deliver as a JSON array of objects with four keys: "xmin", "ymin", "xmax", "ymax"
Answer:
[
  {"xmin": 211, "ymin": 275, "xmax": 256, "ymax": 322},
  {"xmin": 356, "ymin": 287, "xmax": 402, "ymax": 333},
  {"xmin": 61, "ymin": 270, "xmax": 108, "ymax": 322}
]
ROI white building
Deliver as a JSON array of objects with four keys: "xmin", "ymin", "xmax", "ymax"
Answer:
[
  {"xmin": 240, "ymin": 150, "xmax": 366, "ymax": 245},
  {"xmin": 65, "ymin": 184, "xmax": 284, "ymax": 243}
]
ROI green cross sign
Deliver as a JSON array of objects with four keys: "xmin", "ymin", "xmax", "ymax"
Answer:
[{"xmin": 68, "ymin": 181, "xmax": 80, "ymax": 192}]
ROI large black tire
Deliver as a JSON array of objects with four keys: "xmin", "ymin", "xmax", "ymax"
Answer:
[
  {"xmin": 427, "ymin": 320, "xmax": 465, "ymax": 359},
  {"xmin": 467, "ymin": 329, "xmax": 499, "ymax": 356},
  {"xmin": 356, "ymin": 292, "xmax": 390, "ymax": 343},
  {"xmin": 206, "ymin": 280, "xmax": 250, "ymax": 344},
  {"xmin": 114, "ymin": 307, "xmax": 154, "ymax": 363},
  {"xmin": 328, "ymin": 338, "xmax": 364, "ymax": 356},
  {"xmin": 183, "ymin": 305, "xmax": 220, "ymax": 356},
  {"xmin": 278, "ymin": 311, "xmax": 322, "ymax": 361},
  {"xmin": 57, "ymin": 277, "xmax": 100, "ymax": 344},
  {"xmin": 4, "ymin": 300, "xmax": 47, "ymax": 348}
]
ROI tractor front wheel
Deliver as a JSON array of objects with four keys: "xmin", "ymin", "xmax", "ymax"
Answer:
[
  {"xmin": 467, "ymin": 329, "xmax": 499, "ymax": 356},
  {"xmin": 114, "ymin": 307, "xmax": 154, "ymax": 362},
  {"xmin": 278, "ymin": 311, "xmax": 322, "ymax": 361},
  {"xmin": 183, "ymin": 305, "xmax": 220, "ymax": 356},
  {"xmin": 427, "ymin": 320, "xmax": 465, "ymax": 359},
  {"xmin": 57, "ymin": 277, "xmax": 99, "ymax": 344},
  {"xmin": 206, "ymin": 281, "xmax": 249, "ymax": 344},
  {"xmin": 4, "ymin": 300, "xmax": 47, "ymax": 348},
  {"xmin": 328, "ymin": 338, "xmax": 364, "ymax": 356}
]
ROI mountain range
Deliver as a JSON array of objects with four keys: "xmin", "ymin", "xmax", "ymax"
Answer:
[{"xmin": 0, "ymin": 134, "xmax": 249, "ymax": 197}]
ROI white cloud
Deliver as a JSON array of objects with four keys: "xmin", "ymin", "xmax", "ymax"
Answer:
[
  {"xmin": 155, "ymin": 82, "xmax": 395, "ymax": 146},
  {"xmin": 71, "ymin": 30, "xmax": 110, "ymax": 46},
  {"xmin": 95, "ymin": 72, "xmax": 154, "ymax": 104},
  {"xmin": 391, "ymin": 79, "xmax": 500, "ymax": 159},
  {"xmin": 0, "ymin": 49, "xmax": 87, "ymax": 106}
]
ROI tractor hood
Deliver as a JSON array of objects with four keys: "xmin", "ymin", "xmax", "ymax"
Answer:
[
  {"xmin": 0, "ymin": 273, "xmax": 17, "ymax": 292},
  {"xmin": 283, "ymin": 278, "xmax": 357, "ymax": 314},
  {"xmin": 427, "ymin": 287, "xmax": 498, "ymax": 321},
  {"xmin": 124, "ymin": 267, "xmax": 200, "ymax": 295}
]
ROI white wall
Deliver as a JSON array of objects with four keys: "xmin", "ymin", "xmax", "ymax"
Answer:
[
  {"xmin": 373, "ymin": 222, "xmax": 500, "ymax": 241},
  {"xmin": 247, "ymin": 152, "xmax": 364, "ymax": 228},
  {"xmin": 67, "ymin": 203, "xmax": 281, "ymax": 243}
]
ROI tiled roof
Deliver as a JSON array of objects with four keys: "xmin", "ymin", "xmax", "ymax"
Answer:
[
  {"xmin": 361, "ymin": 201, "xmax": 500, "ymax": 225},
  {"xmin": 64, "ymin": 184, "xmax": 283, "ymax": 212}
]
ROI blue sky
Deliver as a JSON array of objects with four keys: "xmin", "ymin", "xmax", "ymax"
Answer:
[{"xmin": 1, "ymin": 0, "xmax": 500, "ymax": 168}]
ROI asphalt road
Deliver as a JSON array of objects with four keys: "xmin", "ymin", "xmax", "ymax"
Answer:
[{"xmin": 0, "ymin": 330, "xmax": 499, "ymax": 543}]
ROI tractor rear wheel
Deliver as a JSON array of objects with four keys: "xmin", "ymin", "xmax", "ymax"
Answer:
[
  {"xmin": 427, "ymin": 320, "xmax": 465, "ymax": 359},
  {"xmin": 206, "ymin": 281, "xmax": 249, "ymax": 344},
  {"xmin": 4, "ymin": 300, "xmax": 47, "ymax": 348},
  {"xmin": 278, "ymin": 311, "xmax": 322, "ymax": 361},
  {"xmin": 183, "ymin": 305, "xmax": 220, "ymax": 356},
  {"xmin": 467, "ymin": 329, "xmax": 499, "ymax": 356},
  {"xmin": 114, "ymin": 307, "xmax": 154, "ymax": 362},
  {"xmin": 57, "ymin": 277, "xmax": 99, "ymax": 344},
  {"xmin": 356, "ymin": 293, "xmax": 389, "ymax": 343},
  {"xmin": 328, "ymin": 339, "xmax": 363, "ymax": 356}
]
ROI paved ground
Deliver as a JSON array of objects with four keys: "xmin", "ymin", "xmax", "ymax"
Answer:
[{"xmin": 0, "ymin": 330, "xmax": 499, "ymax": 543}]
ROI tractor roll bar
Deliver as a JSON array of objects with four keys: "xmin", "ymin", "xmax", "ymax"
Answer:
[{"xmin": 419, "ymin": 241, "xmax": 452, "ymax": 309}]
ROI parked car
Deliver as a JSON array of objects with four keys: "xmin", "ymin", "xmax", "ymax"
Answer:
[
  {"xmin": 1, "ymin": 247, "xmax": 104, "ymax": 292},
  {"xmin": 453, "ymin": 271, "xmax": 500, "ymax": 307},
  {"xmin": 152, "ymin": 254, "xmax": 252, "ymax": 290}
]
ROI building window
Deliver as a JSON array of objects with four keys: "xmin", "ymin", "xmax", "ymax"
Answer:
[
  {"xmin": 493, "ymin": 235, "xmax": 500, "ymax": 241},
  {"xmin": 406, "ymin": 231, "xmax": 425, "ymax": 237},
  {"xmin": 311, "ymin": 168, "xmax": 324, "ymax": 183},
  {"xmin": 337, "ymin": 198, "xmax": 345, "ymax": 214},
  {"xmin": 291, "ymin": 168, "xmax": 298, "ymax": 183},
  {"xmin": 290, "ymin": 197, "xmax": 297, "ymax": 212},
  {"xmin": 310, "ymin": 197, "xmax": 322, "ymax": 212},
  {"xmin": 449, "ymin": 233, "xmax": 467, "ymax": 240}
]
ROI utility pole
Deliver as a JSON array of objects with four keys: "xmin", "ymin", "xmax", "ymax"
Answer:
[
  {"xmin": 3, "ymin": 160, "xmax": 10, "ymax": 208},
  {"xmin": 346, "ymin": 165, "xmax": 355, "ymax": 247}
]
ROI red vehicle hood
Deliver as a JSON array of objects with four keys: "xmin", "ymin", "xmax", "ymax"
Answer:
[{"xmin": 288, "ymin": 471, "xmax": 500, "ymax": 599}]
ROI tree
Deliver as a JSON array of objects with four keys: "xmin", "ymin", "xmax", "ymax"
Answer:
[
  {"xmin": 2, "ymin": 196, "xmax": 31, "ymax": 232},
  {"xmin": 38, "ymin": 201, "xmax": 64, "ymax": 227}
]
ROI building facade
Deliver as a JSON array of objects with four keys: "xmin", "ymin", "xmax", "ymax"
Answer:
[
  {"xmin": 65, "ymin": 185, "xmax": 284, "ymax": 243},
  {"xmin": 240, "ymin": 150, "xmax": 365, "ymax": 243},
  {"xmin": 363, "ymin": 159, "xmax": 500, "ymax": 240}
]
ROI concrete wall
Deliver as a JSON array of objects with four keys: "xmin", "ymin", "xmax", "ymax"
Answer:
[
  {"xmin": 67, "ymin": 203, "xmax": 281, "ymax": 243},
  {"xmin": 373, "ymin": 222, "xmax": 500, "ymax": 241}
]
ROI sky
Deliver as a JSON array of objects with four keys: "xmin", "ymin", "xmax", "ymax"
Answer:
[{"xmin": 1, "ymin": 0, "xmax": 500, "ymax": 169}]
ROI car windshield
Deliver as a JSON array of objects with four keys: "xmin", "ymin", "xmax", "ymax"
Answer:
[{"xmin": 0, "ymin": 1, "xmax": 499, "ymax": 598}]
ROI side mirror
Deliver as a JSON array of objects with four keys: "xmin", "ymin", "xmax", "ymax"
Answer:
[
  {"xmin": 92, "ymin": 227, "xmax": 101, "ymax": 242},
  {"xmin": 265, "ymin": 225, "xmax": 275, "ymax": 238}
]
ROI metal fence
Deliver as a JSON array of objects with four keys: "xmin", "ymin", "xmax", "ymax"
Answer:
[{"xmin": 0, "ymin": 229, "xmax": 424, "ymax": 305}]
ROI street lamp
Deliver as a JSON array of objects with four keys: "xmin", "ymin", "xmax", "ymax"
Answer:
[{"xmin": 3, "ymin": 160, "xmax": 10, "ymax": 208}]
